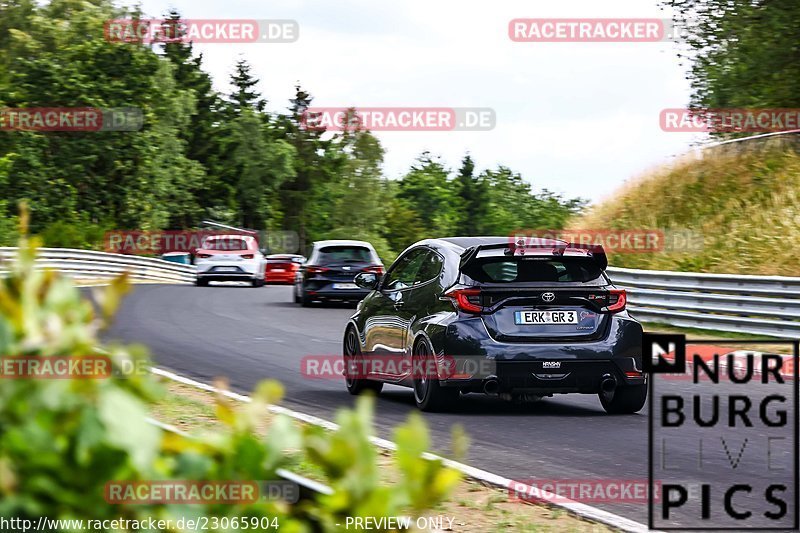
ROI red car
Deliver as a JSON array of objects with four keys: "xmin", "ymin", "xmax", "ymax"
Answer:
[{"xmin": 265, "ymin": 254, "xmax": 305, "ymax": 284}]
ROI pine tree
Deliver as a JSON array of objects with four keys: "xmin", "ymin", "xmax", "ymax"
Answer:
[
  {"xmin": 455, "ymin": 154, "xmax": 491, "ymax": 236},
  {"xmin": 159, "ymin": 9, "xmax": 227, "ymax": 224},
  {"xmin": 230, "ymin": 59, "xmax": 265, "ymax": 114}
]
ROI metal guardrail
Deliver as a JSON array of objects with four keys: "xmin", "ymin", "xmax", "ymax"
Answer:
[
  {"xmin": 1, "ymin": 247, "xmax": 798, "ymax": 338},
  {"xmin": 0, "ymin": 247, "xmax": 196, "ymax": 284},
  {"xmin": 607, "ymin": 267, "xmax": 800, "ymax": 339}
]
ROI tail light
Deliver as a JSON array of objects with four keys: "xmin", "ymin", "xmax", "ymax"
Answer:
[
  {"xmin": 306, "ymin": 266, "xmax": 330, "ymax": 274},
  {"xmin": 196, "ymin": 252, "xmax": 211, "ymax": 259},
  {"xmin": 362, "ymin": 265, "xmax": 384, "ymax": 274},
  {"xmin": 605, "ymin": 289, "xmax": 627, "ymax": 313},
  {"xmin": 443, "ymin": 287, "xmax": 483, "ymax": 313},
  {"xmin": 241, "ymin": 254, "xmax": 254, "ymax": 259}
]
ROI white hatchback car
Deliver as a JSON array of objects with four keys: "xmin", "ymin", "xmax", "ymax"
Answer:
[{"xmin": 194, "ymin": 235, "xmax": 266, "ymax": 287}]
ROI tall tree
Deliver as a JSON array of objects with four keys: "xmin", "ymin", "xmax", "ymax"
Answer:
[
  {"xmin": 666, "ymin": 0, "xmax": 800, "ymax": 110},
  {"xmin": 159, "ymin": 9, "xmax": 231, "ymax": 223},
  {"xmin": 478, "ymin": 166, "xmax": 583, "ymax": 235},
  {"xmin": 0, "ymin": 0, "xmax": 204, "ymax": 232},
  {"xmin": 278, "ymin": 85, "xmax": 341, "ymax": 252},
  {"xmin": 229, "ymin": 58, "xmax": 266, "ymax": 114},
  {"xmin": 455, "ymin": 154, "xmax": 489, "ymax": 235},
  {"xmin": 229, "ymin": 109, "xmax": 296, "ymax": 229},
  {"xmin": 397, "ymin": 153, "xmax": 462, "ymax": 236},
  {"xmin": 327, "ymin": 116, "xmax": 392, "ymax": 260}
]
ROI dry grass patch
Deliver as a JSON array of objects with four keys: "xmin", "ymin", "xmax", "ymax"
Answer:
[
  {"xmin": 151, "ymin": 380, "xmax": 618, "ymax": 532},
  {"xmin": 575, "ymin": 139, "xmax": 800, "ymax": 275}
]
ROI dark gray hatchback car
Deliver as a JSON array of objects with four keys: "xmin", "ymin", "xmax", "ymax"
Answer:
[{"xmin": 343, "ymin": 237, "xmax": 646, "ymax": 413}]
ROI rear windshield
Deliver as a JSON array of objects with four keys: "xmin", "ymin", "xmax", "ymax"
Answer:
[
  {"xmin": 201, "ymin": 237, "xmax": 248, "ymax": 251},
  {"xmin": 462, "ymin": 258, "xmax": 603, "ymax": 283},
  {"xmin": 316, "ymin": 246, "xmax": 372, "ymax": 263}
]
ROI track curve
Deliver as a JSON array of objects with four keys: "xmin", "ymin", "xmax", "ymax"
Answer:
[{"xmin": 106, "ymin": 283, "xmax": 767, "ymax": 525}]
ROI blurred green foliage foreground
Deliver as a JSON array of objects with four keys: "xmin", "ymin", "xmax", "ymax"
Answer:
[{"xmin": 0, "ymin": 210, "xmax": 462, "ymax": 532}]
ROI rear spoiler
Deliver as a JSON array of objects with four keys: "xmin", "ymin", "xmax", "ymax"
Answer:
[{"xmin": 459, "ymin": 241, "xmax": 608, "ymax": 271}]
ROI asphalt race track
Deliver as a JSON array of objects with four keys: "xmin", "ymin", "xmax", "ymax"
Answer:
[{"xmin": 106, "ymin": 284, "xmax": 796, "ymax": 526}]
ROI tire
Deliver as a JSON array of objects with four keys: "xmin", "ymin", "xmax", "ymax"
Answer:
[
  {"xmin": 412, "ymin": 339, "xmax": 458, "ymax": 412},
  {"xmin": 251, "ymin": 277, "xmax": 264, "ymax": 288},
  {"xmin": 301, "ymin": 291, "xmax": 312, "ymax": 307},
  {"xmin": 293, "ymin": 285, "xmax": 301, "ymax": 303},
  {"xmin": 599, "ymin": 383, "xmax": 647, "ymax": 414},
  {"xmin": 343, "ymin": 327, "xmax": 383, "ymax": 395},
  {"xmin": 195, "ymin": 278, "xmax": 208, "ymax": 287}
]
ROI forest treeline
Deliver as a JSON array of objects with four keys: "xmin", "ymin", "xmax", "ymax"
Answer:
[{"xmin": 0, "ymin": 1, "xmax": 583, "ymax": 260}]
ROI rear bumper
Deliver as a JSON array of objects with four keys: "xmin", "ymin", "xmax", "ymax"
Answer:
[
  {"xmin": 197, "ymin": 273, "xmax": 257, "ymax": 282},
  {"xmin": 306, "ymin": 286, "xmax": 371, "ymax": 301},
  {"xmin": 266, "ymin": 271, "xmax": 296, "ymax": 283},
  {"xmin": 197, "ymin": 265, "xmax": 259, "ymax": 281},
  {"xmin": 440, "ymin": 314, "xmax": 644, "ymax": 393},
  {"xmin": 196, "ymin": 261, "xmax": 260, "ymax": 278},
  {"xmin": 444, "ymin": 358, "xmax": 644, "ymax": 394}
]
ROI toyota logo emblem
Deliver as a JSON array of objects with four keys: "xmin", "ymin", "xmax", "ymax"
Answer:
[{"xmin": 541, "ymin": 292, "xmax": 555, "ymax": 302}]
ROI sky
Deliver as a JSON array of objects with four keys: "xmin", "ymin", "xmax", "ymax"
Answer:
[{"xmin": 120, "ymin": 0, "xmax": 707, "ymax": 204}]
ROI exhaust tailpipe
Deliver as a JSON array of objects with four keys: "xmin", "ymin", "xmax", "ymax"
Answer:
[
  {"xmin": 600, "ymin": 374, "xmax": 617, "ymax": 394},
  {"xmin": 483, "ymin": 377, "xmax": 500, "ymax": 395}
]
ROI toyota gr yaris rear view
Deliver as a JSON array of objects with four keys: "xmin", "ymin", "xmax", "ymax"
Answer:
[{"xmin": 343, "ymin": 237, "xmax": 646, "ymax": 413}]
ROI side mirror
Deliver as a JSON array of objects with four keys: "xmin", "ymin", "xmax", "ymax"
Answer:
[{"xmin": 354, "ymin": 272, "xmax": 380, "ymax": 290}]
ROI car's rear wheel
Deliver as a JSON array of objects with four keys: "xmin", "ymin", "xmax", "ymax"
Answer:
[
  {"xmin": 301, "ymin": 291, "xmax": 312, "ymax": 307},
  {"xmin": 412, "ymin": 339, "xmax": 458, "ymax": 412},
  {"xmin": 195, "ymin": 278, "xmax": 208, "ymax": 287},
  {"xmin": 343, "ymin": 327, "xmax": 383, "ymax": 395},
  {"xmin": 295, "ymin": 283, "xmax": 312, "ymax": 306},
  {"xmin": 599, "ymin": 383, "xmax": 647, "ymax": 414},
  {"xmin": 251, "ymin": 277, "xmax": 264, "ymax": 287}
]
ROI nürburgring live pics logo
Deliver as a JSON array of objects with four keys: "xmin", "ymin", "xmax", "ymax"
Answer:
[{"xmin": 645, "ymin": 333, "xmax": 798, "ymax": 530}]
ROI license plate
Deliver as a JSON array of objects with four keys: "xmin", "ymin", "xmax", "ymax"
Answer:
[
  {"xmin": 332, "ymin": 283, "xmax": 358, "ymax": 290},
  {"xmin": 271, "ymin": 268, "xmax": 285, "ymax": 272},
  {"xmin": 515, "ymin": 310, "xmax": 578, "ymax": 325},
  {"xmin": 216, "ymin": 267, "xmax": 237, "ymax": 272}
]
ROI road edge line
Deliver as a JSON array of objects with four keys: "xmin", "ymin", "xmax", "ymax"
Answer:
[{"xmin": 151, "ymin": 366, "xmax": 655, "ymax": 533}]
